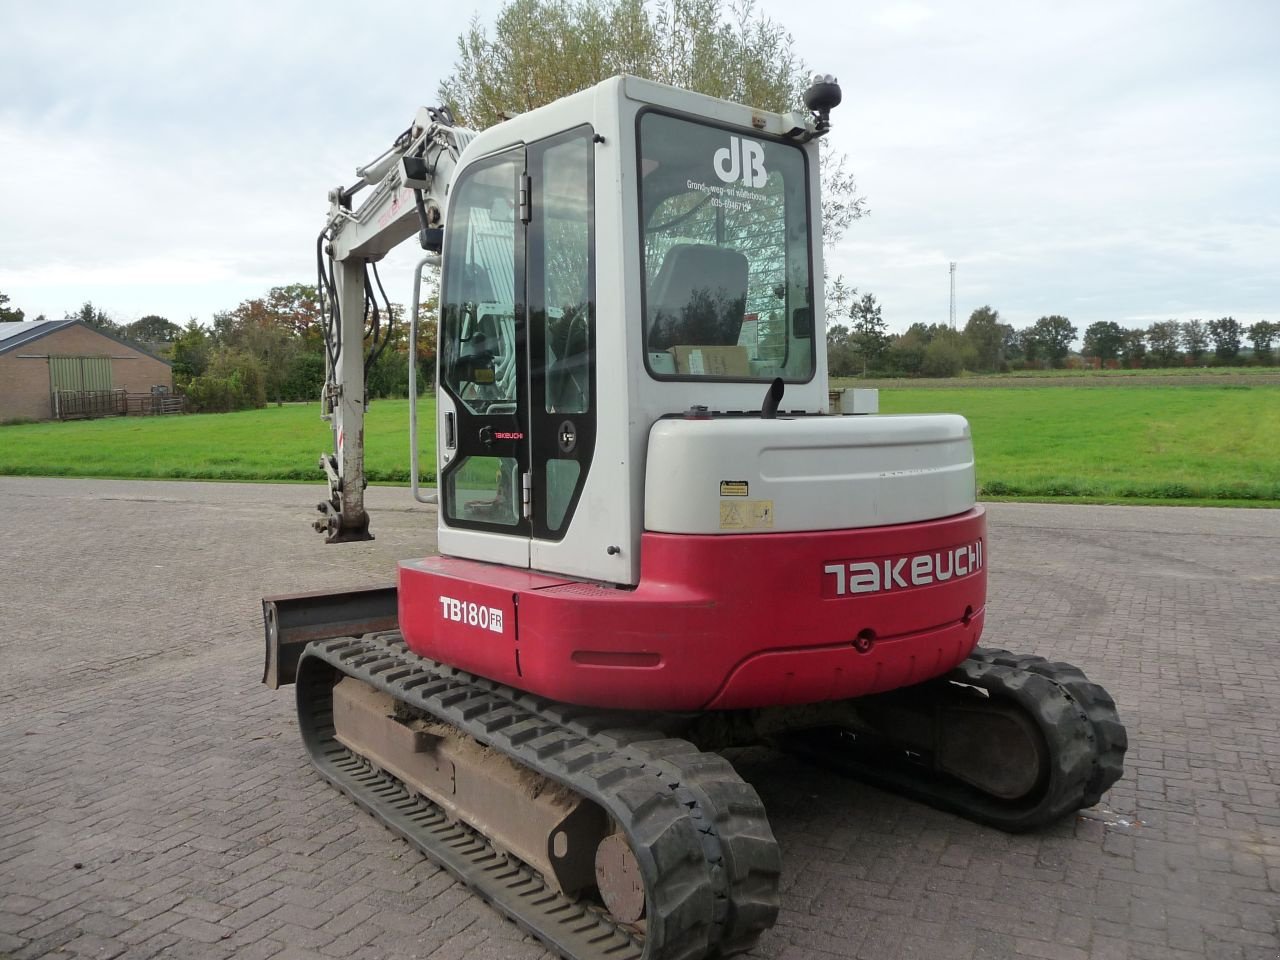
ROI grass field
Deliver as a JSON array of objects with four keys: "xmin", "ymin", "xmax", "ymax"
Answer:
[
  {"xmin": 2, "ymin": 387, "xmax": 1278, "ymax": 505},
  {"xmin": 836, "ymin": 367, "xmax": 1280, "ymax": 390},
  {"xmin": 905, "ymin": 366, "xmax": 1273, "ymax": 379},
  {"xmin": 879, "ymin": 387, "xmax": 1280, "ymax": 503},
  {"xmin": 0, "ymin": 401, "xmax": 433, "ymax": 484}
]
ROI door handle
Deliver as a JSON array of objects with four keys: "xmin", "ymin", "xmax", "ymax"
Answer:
[{"xmin": 445, "ymin": 412, "xmax": 456, "ymax": 449}]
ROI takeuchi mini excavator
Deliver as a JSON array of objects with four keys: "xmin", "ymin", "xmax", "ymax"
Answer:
[{"xmin": 262, "ymin": 74, "xmax": 1126, "ymax": 960}]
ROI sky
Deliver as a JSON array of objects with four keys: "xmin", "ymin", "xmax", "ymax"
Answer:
[{"xmin": 1, "ymin": 0, "xmax": 1277, "ymax": 336}]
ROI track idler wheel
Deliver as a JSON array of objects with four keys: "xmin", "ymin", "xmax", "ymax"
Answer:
[{"xmin": 783, "ymin": 647, "xmax": 1127, "ymax": 832}]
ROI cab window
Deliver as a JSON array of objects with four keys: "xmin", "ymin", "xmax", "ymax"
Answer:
[{"xmin": 638, "ymin": 111, "xmax": 814, "ymax": 381}]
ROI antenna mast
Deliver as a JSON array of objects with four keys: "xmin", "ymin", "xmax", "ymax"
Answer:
[{"xmin": 949, "ymin": 261, "xmax": 957, "ymax": 329}]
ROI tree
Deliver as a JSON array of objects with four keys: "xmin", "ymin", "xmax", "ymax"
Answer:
[
  {"xmin": 1207, "ymin": 316, "xmax": 1242, "ymax": 362},
  {"xmin": 265, "ymin": 283, "xmax": 323, "ymax": 343},
  {"xmin": 1247, "ymin": 320, "xmax": 1277, "ymax": 365},
  {"xmin": 1082, "ymin": 321, "xmax": 1125, "ymax": 365},
  {"xmin": 1181, "ymin": 319, "xmax": 1208, "ymax": 364},
  {"xmin": 123, "ymin": 315, "xmax": 183, "ymax": 343},
  {"xmin": 1118, "ymin": 328, "xmax": 1147, "ymax": 368},
  {"xmin": 1013, "ymin": 326, "xmax": 1042, "ymax": 368},
  {"xmin": 1001, "ymin": 324, "xmax": 1025, "ymax": 367},
  {"xmin": 219, "ymin": 299, "xmax": 301, "ymax": 405},
  {"xmin": 825, "ymin": 276, "xmax": 853, "ymax": 319},
  {"xmin": 882, "ymin": 323, "xmax": 928, "ymax": 376},
  {"xmin": 0, "ymin": 291, "xmax": 24, "ymax": 323},
  {"xmin": 825, "ymin": 320, "xmax": 856, "ymax": 377},
  {"xmin": 170, "ymin": 320, "xmax": 212, "ymax": 383},
  {"xmin": 963, "ymin": 306, "xmax": 1009, "ymax": 372},
  {"xmin": 440, "ymin": 0, "xmax": 866, "ymax": 245},
  {"xmin": 65, "ymin": 301, "xmax": 118, "ymax": 333},
  {"xmin": 1146, "ymin": 320, "xmax": 1181, "ymax": 367},
  {"xmin": 1030, "ymin": 315, "xmax": 1076, "ymax": 369},
  {"xmin": 848, "ymin": 292, "xmax": 887, "ymax": 376}
]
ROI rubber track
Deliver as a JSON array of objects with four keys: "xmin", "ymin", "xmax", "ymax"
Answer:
[
  {"xmin": 972, "ymin": 648, "xmax": 1127, "ymax": 807},
  {"xmin": 295, "ymin": 632, "xmax": 779, "ymax": 960},
  {"xmin": 784, "ymin": 646, "xmax": 1127, "ymax": 833}
]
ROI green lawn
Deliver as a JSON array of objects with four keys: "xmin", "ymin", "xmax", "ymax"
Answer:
[
  {"xmin": 0, "ymin": 400, "xmax": 436, "ymax": 484},
  {"xmin": 880, "ymin": 387, "xmax": 1280, "ymax": 504},
  {"xmin": 2, "ymin": 387, "xmax": 1278, "ymax": 505}
]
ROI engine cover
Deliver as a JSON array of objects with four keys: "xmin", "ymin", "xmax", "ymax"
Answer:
[{"xmin": 644, "ymin": 414, "xmax": 976, "ymax": 535}]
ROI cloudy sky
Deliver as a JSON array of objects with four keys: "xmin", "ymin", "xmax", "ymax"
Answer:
[{"xmin": 1, "ymin": 0, "xmax": 1276, "ymax": 335}]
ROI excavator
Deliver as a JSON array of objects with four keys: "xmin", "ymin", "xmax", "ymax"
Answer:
[{"xmin": 262, "ymin": 73, "xmax": 1126, "ymax": 960}]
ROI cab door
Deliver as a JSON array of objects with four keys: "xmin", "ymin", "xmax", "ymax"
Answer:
[
  {"xmin": 438, "ymin": 130, "xmax": 597, "ymax": 570},
  {"xmin": 438, "ymin": 146, "xmax": 531, "ymax": 563},
  {"xmin": 527, "ymin": 128, "xmax": 596, "ymax": 547}
]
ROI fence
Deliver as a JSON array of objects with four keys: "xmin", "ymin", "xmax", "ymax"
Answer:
[
  {"xmin": 53, "ymin": 389, "xmax": 186, "ymax": 420},
  {"xmin": 53, "ymin": 389, "xmax": 128, "ymax": 420},
  {"xmin": 126, "ymin": 393, "xmax": 186, "ymax": 416}
]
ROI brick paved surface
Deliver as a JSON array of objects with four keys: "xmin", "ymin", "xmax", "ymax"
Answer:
[{"xmin": 1, "ymin": 477, "xmax": 1277, "ymax": 960}]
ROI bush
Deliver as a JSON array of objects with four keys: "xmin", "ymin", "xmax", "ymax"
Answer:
[
  {"xmin": 281, "ymin": 351, "xmax": 326, "ymax": 402},
  {"xmin": 920, "ymin": 338, "xmax": 965, "ymax": 378},
  {"xmin": 182, "ymin": 374, "xmax": 252, "ymax": 412},
  {"xmin": 181, "ymin": 350, "xmax": 268, "ymax": 412}
]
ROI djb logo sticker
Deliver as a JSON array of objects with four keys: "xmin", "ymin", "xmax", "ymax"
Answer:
[{"xmin": 713, "ymin": 136, "xmax": 767, "ymax": 188}]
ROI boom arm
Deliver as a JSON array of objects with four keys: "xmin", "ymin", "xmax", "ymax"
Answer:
[{"xmin": 313, "ymin": 108, "xmax": 475, "ymax": 542}]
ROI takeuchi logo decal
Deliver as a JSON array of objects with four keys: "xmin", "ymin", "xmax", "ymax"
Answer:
[
  {"xmin": 823, "ymin": 540, "xmax": 983, "ymax": 597},
  {"xmin": 713, "ymin": 136, "xmax": 767, "ymax": 188}
]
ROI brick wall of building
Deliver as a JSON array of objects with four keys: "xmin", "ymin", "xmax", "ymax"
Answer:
[{"xmin": 0, "ymin": 325, "xmax": 173, "ymax": 422}]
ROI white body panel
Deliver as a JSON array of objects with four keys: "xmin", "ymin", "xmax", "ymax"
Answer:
[
  {"xmin": 644, "ymin": 415, "xmax": 976, "ymax": 534},
  {"xmin": 438, "ymin": 526, "xmax": 530, "ymax": 568}
]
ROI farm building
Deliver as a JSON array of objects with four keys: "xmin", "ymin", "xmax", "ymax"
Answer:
[{"xmin": 0, "ymin": 319, "xmax": 173, "ymax": 422}]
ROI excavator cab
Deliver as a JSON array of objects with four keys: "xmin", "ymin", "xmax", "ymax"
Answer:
[{"xmin": 432, "ymin": 80, "xmax": 835, "ymax": 583}]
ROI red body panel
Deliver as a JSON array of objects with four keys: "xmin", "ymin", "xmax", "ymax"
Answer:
[{"xmin": 399, "ymin": 507, "xmax": 987, "ymax": 710}]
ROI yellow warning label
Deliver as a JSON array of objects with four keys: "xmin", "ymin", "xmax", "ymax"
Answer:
[
  {"xmin": 720, "ymin": 499, "xmax": 774, "ymax": 529},
  {"xmin": 720, "ymin": 480, "xmax": 749, "ymax": 497}
]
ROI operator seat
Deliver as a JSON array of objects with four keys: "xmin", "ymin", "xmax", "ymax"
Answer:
[{"xmin": 647, "ymin": 243, "xmax": 749, "ymax": 350}]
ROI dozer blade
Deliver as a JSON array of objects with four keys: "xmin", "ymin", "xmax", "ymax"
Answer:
[
  {"xmin": 261, "ymin": 584, "xmax": 397, "ymax": 688},
  {"xmin": 782, "ymin": 647, "xmax": 1127, "ymax": 833},
  {"xmin": 293, "ymin": 632, "xmax": 781, "ymax": 960}
]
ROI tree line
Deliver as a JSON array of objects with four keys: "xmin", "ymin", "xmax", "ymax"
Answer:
[
  {"xmin": 827, "ymin": 290, "xmax": 1278, "ymax": 377},
  {"xmin": 5, "ymin": 283, "xmax": 1276, "ymax": 408},
  {"xmin": 0, "ymin": 286, "xmax": 437, "ymax": 413}
]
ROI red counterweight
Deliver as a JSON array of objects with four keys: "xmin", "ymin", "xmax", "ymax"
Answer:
[{"xmin": 398, "ymin": 507, "xmax": 987, "ymax": 711}]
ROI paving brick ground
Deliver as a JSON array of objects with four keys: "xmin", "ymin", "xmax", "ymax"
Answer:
[{"xmin": 1, "ymin": 477, "xmax": 1277, "ymax": 960}]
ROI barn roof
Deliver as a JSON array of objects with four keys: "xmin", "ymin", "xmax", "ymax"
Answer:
[
  {"xmin": 0, "ymin": 319, "xmax": 171, "ymax": 365},
  {"xmin": 0, "ymin": 319, "xmax": 76, "ymax": 353}
]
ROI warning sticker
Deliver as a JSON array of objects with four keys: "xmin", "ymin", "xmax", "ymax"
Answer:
[
  {"xmin": 751, "ymin": 500, "xmax": 774, "ymax": 528},
  {"xmin": 720, "ymin": 480, "xmax": 749, "ymax": 497},
  {"xmin": 720, "ymin": 499, "xmax": 774, "ymax": 530}
]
